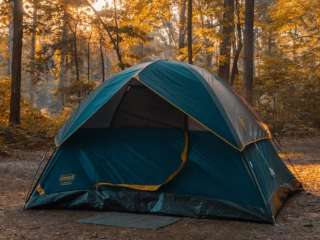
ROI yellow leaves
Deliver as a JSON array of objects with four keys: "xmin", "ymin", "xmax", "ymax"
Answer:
[
  {"xmin": 0, "ymin": 77, "xmax": 10, "ymax": 126},
  {"xmin": 194, "ymin": 27, "xmax": 218, "ymax": 41},
  {"xmin": 269, "ymin": 0, "xmax": 320, "ymax": 32},
  {"xmin": 0, "ymin": 77, "xmax": 67, "ymax": 149},
  {"xmin": 271, "ymin": 0, "xmax": 305, "ymax": 20},
  {"xmin": 218, "ymin": 54, "xmax": 228, "ymax": 65},
  {"xmin": 266, "ymin": 0, "xmax": 320, "ymax": 69}
]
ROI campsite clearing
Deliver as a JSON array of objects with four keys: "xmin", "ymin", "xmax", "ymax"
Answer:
[{"xmin": 0, "ymin": 137, "xmax": 319, "ymax": 240}]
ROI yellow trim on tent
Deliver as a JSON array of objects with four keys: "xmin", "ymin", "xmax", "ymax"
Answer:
[
  {"xmin": 36, "ymin": 184, "xmax": 45, "ymax": 195},
  {"xmin": 95, "ymin": 123, "xmax": 190, "ymax": 192}
]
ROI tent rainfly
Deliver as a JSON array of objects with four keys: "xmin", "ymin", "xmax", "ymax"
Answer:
[{"xmin": 25, "ymin": 60, "xmax": 301, "ymax": 223}]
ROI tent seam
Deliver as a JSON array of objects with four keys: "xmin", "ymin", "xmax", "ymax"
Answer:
[
  {"xmin": 55, "ymin": 61, "xmax": 156, "ymax": 146},
  {"xmin": 137, "ymin": 60, "xmax": 270, "ymax": 152},
  {"xmin": 186, "ymin": 62, "xmax": 271, "ymax": 149},
  {"xmin": 242, "ymin": 147, "xmax": 273, "ymax": 221},
  {"xmin": 135, "ymin": 76, "xmax": 241, "ymax": 151},
  {"xmin": 186, "ymin": 64, "xmax": 242, "ymax": 147},
  {"xmin": 137, "ymin": 73, "xmax": 271, "ymax": 152}
]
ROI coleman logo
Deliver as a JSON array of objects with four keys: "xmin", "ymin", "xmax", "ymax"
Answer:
[{"xmin": 59, "ymin": 174, "xmax": 75, "ymax": 186}]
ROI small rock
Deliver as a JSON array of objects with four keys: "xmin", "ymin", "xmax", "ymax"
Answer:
[
  {"xmin": 303, "ymin": 223, "xmax": 313, "ymax": 227},
  {"xmin": 90, "ymin": 232, "xmax": 99, "ymax": 239}
]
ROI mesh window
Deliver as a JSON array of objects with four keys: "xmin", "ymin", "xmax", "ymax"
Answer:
[{"xmin": 111, "ymin": 81, "xmax": 185, "ymax": 129}]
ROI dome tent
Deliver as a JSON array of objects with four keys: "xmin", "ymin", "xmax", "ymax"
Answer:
[{"xmin": 25, "ymin": 60, "xmax": 301, "ymax": 223}]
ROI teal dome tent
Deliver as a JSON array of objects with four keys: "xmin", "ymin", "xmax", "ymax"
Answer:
[{"xmin": 25, "ymin": 60, "xmax": 301, "ymax": 223}]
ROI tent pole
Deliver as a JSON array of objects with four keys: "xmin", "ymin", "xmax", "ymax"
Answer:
[{"xmin": 24, "ymin": 148, "xmax": 54, "ymax": 207}]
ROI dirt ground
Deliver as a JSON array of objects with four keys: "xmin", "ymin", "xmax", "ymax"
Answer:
[{"xmin": 0, "ymin": 137, "xmax": 319, "ymax": 240}]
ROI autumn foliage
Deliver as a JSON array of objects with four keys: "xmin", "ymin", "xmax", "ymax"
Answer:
[
  {"xmin": 0, "ymin": 77, "xmax": 67, "ymax": 151},
  {"xmin": 0, "ymin": 0, "xmax": 320, "ymax": 151}
]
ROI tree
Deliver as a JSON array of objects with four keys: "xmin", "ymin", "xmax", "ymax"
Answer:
[
  {"xmin": 28, "ymin": 0, "xmax": 38, "ymax": 104},
  {"xmin": 218, "ymin": 0, "xmax": 234, "ymax": 82},
  {"xmin": 230, "ymin": 0, "xmax": 242, "ymax": 86},
  {"xmin": 112, "ymin": 0, "xmax": 121, "ymax": 67},
  {"xmin": 87, "ymin": 31, "xmax": 92, "ymax": 82},
  {"xmin": 7, "ymin": 1, "xmax": 14, "ymax": 76},
  {"xmin": 86, "ymin": 0, "xmax": 125, "ymax": 69},
  {"xmin": 243, "ymin": 0, "xmax": 254, "ymax": 104},
  {"xmin": 9, "ymin": 0, "xmax": 24, "ymax": 126},
  {"xmin": 99, "ymin": 35, "xmax": 105, "ymax": 82},
  {"xmin": 68, "ymin": 20, "xmax": 80, "ymax": 84},
  {"xmin": 57, "ymin": 2, "xmax": 68, "ymax": 111},
  {"xmin": 187, "ymin": 0, "xmax": 192, "ymax": 64},
  {"xmin": 178, "ymin": 0, "xmax": 187, "ymax": 50}
]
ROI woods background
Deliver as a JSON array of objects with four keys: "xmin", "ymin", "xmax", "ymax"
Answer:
[{"xmin": 0, "ymin": 0, "xmax": 319, "ymax": 150}]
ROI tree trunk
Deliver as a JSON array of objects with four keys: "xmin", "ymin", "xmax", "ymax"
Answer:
[
  {"xmin": 187, "ymin": 0, "xmax": 193, "ymax": 64},
  {"xmin": 230, "ymin": 0, "xmax": 242, "ymax": 86},
  {"xmin": 72, "ymin": 33, "xmax": 80, "ymax": 83},
  {"xmin": 57, "ymin": 7, "xmax": 67, "ymax": 112},
  {"xmin": 29, "ymin": 0, "xmax": 38, "ymax": 105},
  {"xmin": 178, "ymin": 0, "xmax": 187, "ymax": 50},
  {"xmin": 105, "ymin": 48, "xmax": 112, "ymax": 79},
  {"xmin": 112, "ymin": 0, "xmax": 125, "ymax": 69},
  {"xmin": 218, "ymin": 0, "xmax": 234, "ymax": 82},
  {"xmin": 9, "ymin": 0, "xmax": 23, "ymax": 126},
  {"xmin": 198, "ymin": 6, "xmax": 213, "ymax": 68},
  {"xmin": 71, "ymin": 26, "xmax": 81, "ymax": 102},
  {"xmin": 243, "ymin": 0, "xmax": 254, "ymax": 104},
  {"xmin": 99, "ymin": 37, "xmax": 105, "ymax": 82},
  {"xmin": 44, "ymin": 61, "xmax": 55, "ymax": 112},
  {"xmin": 7, "ymin": 2, "xmax": 14, "ymax": 76},
  {"xmin": 87, "ymin": 33, "xmax": 91, "ymax": 83}
]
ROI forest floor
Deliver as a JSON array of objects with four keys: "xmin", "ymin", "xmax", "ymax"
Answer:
[{"xmin": 0, "ymin": 137, "xmax": 320, "ymax": 240}]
